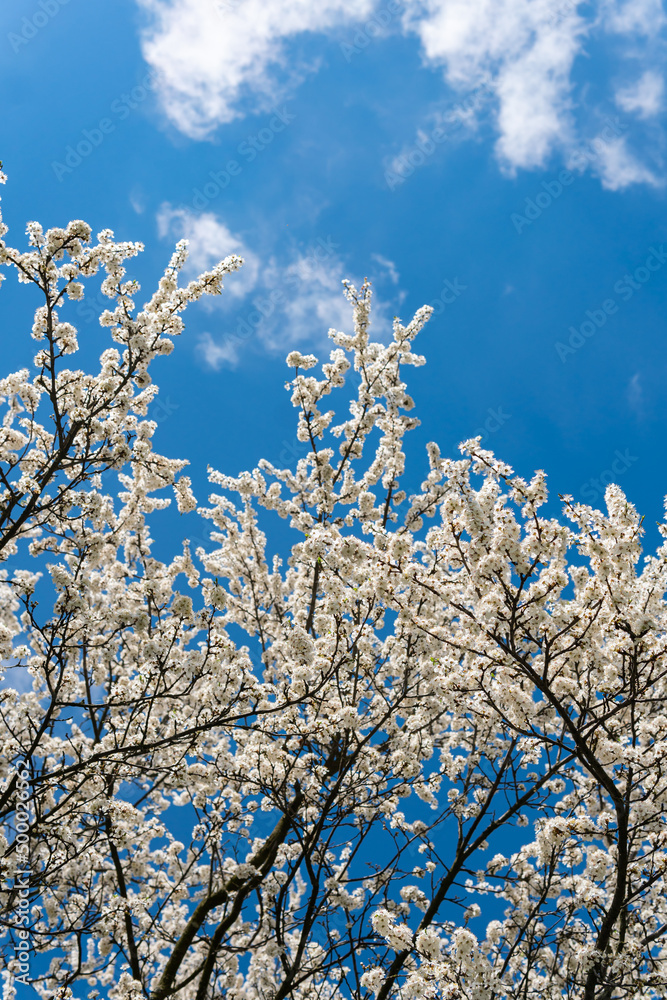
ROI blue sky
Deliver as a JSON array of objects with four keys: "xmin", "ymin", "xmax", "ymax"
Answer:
[{"xmin": 1, "ymin": 0, "xmax": 667, "ymax": 556}]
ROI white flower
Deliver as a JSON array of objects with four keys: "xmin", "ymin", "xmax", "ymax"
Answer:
[
  {"xmin": 1, "ymin": 183, "xmax": 666, "ymax": 1000},
  {"xmin": 171, "ymin": 595, "xmax": 194, "ymax": 618},
  {"xmin": 174, "ymin": 476, "xmax": 197, "ymax": 513},
  {"xmin": 286, "ymin": 350, "xmax": 318, "ymax": 369}
]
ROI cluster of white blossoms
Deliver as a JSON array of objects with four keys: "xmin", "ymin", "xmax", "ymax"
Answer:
[{"xmin": 2, "ymin": 169, "xmax": 667, "ymax": 1000}]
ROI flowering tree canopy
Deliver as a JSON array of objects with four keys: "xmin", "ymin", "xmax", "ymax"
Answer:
[{"xmin": 2, "ymin": 172, "xmax": 667, "ymax": 1000}]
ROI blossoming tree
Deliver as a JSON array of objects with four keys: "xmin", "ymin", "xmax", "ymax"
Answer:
[{"xmin": 1, "ymin": 170, "xmax": 667, "ymax": 1000}]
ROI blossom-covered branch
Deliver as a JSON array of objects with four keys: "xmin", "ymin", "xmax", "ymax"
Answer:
[{"xmin": 1, "ymin": 173, "xmax": 667, "ymax": 1000}]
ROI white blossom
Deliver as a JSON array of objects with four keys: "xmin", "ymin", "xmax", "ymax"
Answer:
[{"xmin": 0, "ymin": 175, "xmax": 666, "ymax": 1000}]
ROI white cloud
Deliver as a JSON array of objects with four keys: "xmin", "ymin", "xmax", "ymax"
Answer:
[
  {"xmin": 602, "ymin": 0, "xmax": 666, "ymax": 35},
  {"xmin": 186, "ymin": 226, "xmax": 399, "ymax": 370},
  {"xmin": 626, "ymin": 371, "xmax": 644, "ymax": 417},
  {"xmin": 371, "ymin": 253, "xmax": 400, "ymax": 284},
  {"xmin": 156, "ymin": 203, "xmax": 260, "ymax": 295},
  {"xmin": 130, "ymin": 188, "xmax": 146, "ymax": 214},
  {"xmin": 616, "ymin": 70, "xmax": 664, "ymax": 119},
  {"xmin": 593, "ymin": 135, "xmax": 660, "ymax": 189},
  {"xmin": 198, "ymin": 249, "xmax": 356, "ymax": 370},
  {"xmin": 198, "ymin": 330, "xmax": 243, "ymax": 368},
  {"xmin": 137, "ymin": 0, "xmax": 375, "ymax": 138},
  {"xmin": 272, "ymin": 257, "xmax": 355, "ymax": 349},
  {"xmin": 493, "ymin": 26, "xmax": 581, "ymax": 170},
  {"xmin": 151, "ymin": 205, "xmax": 364, "ymax": 370}
]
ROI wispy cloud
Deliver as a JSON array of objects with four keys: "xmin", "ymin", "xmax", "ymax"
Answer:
[
  {"xmin": 371, "ymin": 253, "xmax": 400, "ymax": 284},
  {"xmin": 602, "ymin": 0, "xmax": 666, "ymax": 36},
  {"xmin": 616, "ymin": 70, "xmax": 664, "ymax": 120},
  {"xmin": 593, "ymin": 136, "xmax": 661, "ymax": 190},
  {"xmin": 198, "ymin": 330, "xmax": 243, "ymax": 368},
  {"xmin": 194, "ymin": 246, "xmax": 365, "ymax": 370},
  {"xmin": 156, "ymin": 203, "xmax": 260, "ymax": 295},
  {"xmin": 155, "ymin": 206, "xmax": 399, "ymax": 369},
  {"xmin": 626, "ymin": 371, "xmax": 644, "ymax": 417}
]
